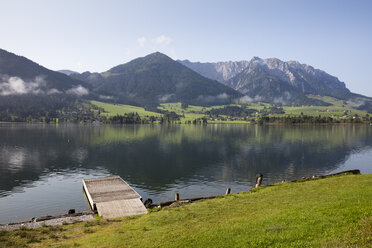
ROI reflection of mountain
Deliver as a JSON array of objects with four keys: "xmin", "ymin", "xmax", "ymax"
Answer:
[
  {"xmin": 0, "ymin": 125, "xmax": 90, "ymax": 194},
  {"xmin": 0, "ymin": 125, "xmax": 371, "ymax": 196}
]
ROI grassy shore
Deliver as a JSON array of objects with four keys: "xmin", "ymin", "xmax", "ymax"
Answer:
[{"xmin": 1, "ymin": 174, "xmax": 371, "ymax": 248}]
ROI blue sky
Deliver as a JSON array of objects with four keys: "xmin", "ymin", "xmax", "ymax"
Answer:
[{"xmin": 1, "ymin": 0, "xmax": 372, "ymax": 96}]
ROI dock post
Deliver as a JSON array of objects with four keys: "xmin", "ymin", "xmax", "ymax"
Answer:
[
  {"xmin": 175, "ymin": 193, "xmax": 180, "ymax": 201},
  {"xmin": 144, "ymin": 199, "xmax": 153, "ymax": 208},
  {"xmin": 225, "ymin": 188, "xmax": 231, "ymax": 195},
  {"xmin": 255, "ymin": 173, "xmax": 263, "ymax": 188}
]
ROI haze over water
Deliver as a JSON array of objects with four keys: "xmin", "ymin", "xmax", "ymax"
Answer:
[{"xmin": 0, "ymin": 124, "xmax": 371, "ymax": 224}]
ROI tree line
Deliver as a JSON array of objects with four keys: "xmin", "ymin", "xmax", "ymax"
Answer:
[{"xmin": 257, "ymin": 115, "xmax": 371, "ymax": 125}]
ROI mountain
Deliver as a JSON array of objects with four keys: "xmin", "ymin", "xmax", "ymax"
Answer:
[
  {"xmin": 0, "ymin": 49, "xmax": 89, "ymax": 94},
  {"xmin": 69, "ymin": 71, "xmax": 104, "ymax": 88},
  {"xmin": 0, "ymin": 49, "xmax": 93, "ymax": 121},
  {"xmin": 228, "ymin": 63, "xmax": 323, "ymax": 105},
  {"xmin": 227, "ymin": 57, "xmax": 353, "ymax": 105},
  {"xmin": 2, "ymin": 48, "xmax": 370, "ymax": 115},
  {"xmin": 72, "ymin": 52, "xmax": 242, "ymax": 106},
  {"xmin": 180, "ymin": 57, "xmax": 354, "ymax": 105},
  {"xmin": 178, "ymin": 60, "xmax": 250, "ymax": 83},
  {"xmin": 58, "ymin": 70, "xmax": 78, "ymax": 76}
]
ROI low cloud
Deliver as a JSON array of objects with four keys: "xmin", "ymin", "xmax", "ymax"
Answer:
[
  {"xmin": 66, "ymin": 85, "xmax": 89, "ymax": 96},
  {"xmin": 238, "ymin": 95, "xmax": 263, "ymax": 103},
  {"xmin": 0, "ymin": 74, "xmax": 89, "ymax": 97},
  {"xmin": 47, "ymin": 88, "xmax": 62, "ymax": 95},
  {"xmin": 0, "ymin": 75, "xmax": 46, "ymax": 96},
  {"xmin": 158, "ymin": 94, "xmax": 174, "ymax": 102},
  {"xmin": 99, "ymin": 95, "xmax": 113, "ymax": 100},
  {"xmin": 273, "ymin": 91, "xmax": 292, "ymax": 105},
  {"xmin": 216, "ymin": 93, "xmax": 229, "ymax": 100},
  {"xmin": 197, "ymin": 93, "xmax": 231, "ymax": 103}
]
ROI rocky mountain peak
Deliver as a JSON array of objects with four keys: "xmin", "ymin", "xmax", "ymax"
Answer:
[{"xmin": 179, "ymin": 56, "xmax": 351, "ymax": 103}]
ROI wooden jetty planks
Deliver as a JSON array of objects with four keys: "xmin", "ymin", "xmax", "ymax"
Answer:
[
  {"xmin": 96, "ymin": 199, "xmax": 147, "ymax": 219},
  {"xmin": 83, "ymin": 176, "xmax": 147, "ymax": 219}
]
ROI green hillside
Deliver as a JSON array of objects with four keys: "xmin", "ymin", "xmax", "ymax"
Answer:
[
  {"xmin": 91, "ymin": 101, "xmax": 161, "ymax": 117},
  {"xmin": 91, "ymin": 99, "xmax": 370, "ymax": 124},
  {"xmin": 0, "ymin": 49, "xmax": 89, "ymax": 92},
  {"xmin": 84, "ymin": 52, "xmax": 242, "ymax": 106}
]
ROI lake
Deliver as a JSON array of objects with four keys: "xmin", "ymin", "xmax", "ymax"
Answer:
[{"xmin": 0, "ymin": 124, "xmax": 371, "ymax": 224}]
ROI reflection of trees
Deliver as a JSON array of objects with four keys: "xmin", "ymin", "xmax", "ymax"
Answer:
[
  {"xmin": 0, "ymin": 125, "xmax": 89, "ymax": 195},
  {"xmin": 0, "ymin": 124, "xmax": 371, "ymax": 195},
  {"xmin": 91, "ymin": 125, "xmax": 372, "ymax": 189}
]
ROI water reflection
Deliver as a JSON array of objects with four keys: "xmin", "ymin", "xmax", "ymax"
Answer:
[{"xmin": 0, "ymin": 124, "xmax": 371, "ymax": 223}]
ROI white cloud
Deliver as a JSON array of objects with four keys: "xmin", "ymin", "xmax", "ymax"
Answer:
[
  {"xmin": 152, "ymin": 35, "xmax": 173, "ymax": 46},
  {"xmin": 0, "ymin": 74, "xmax": 89, "ymax": 97},
  {"xmin": 216, "ymin": 93, "xmax": 229, "ymax": 99},
  {"xmin": 197, "ymin": 93, "xmax": 231, "ymax": 103},
  {"xmin": 0, "ymin": 75, "xmax": 46, "ymax": 96},
  {"xmin": 238, "ymin": 95, "xmax": 263, "ymax": 103},
  {"xmin": 47, "ymin": 88, "xmax": 62, "ymax": 95},
  {"xmin": 158, "ymin": 94, "xmax": 173, "ymax": 102},
  {"xmin": 273, "ymin": 91, "xmax": 291, "ymax": 105},
  {"xmin": 137, "ymin": 37, "xmax": 146, "ymax": 47},
  {"xmin": 99, "ymin": 95, "xmax": 113, "ymax": 100},
  {"xmin": 66, "ymin": 85, "xmax": 89, "ymax": 96}
]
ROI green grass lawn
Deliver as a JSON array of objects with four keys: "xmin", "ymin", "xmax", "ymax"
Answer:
[
  {"xmin": 158, "ymin": 102, "xmax": 208, "ymax": 121},
  {"xmin": 1, "ymin": 174, "xmax": 371, "ymax": 247},
  {"xmin": 307, "ymin": 95, "xmax": 349, "ymax": 107},
  {"xmin": 282, "ymin": 106, "xmax": 367, "ymax": 117},
  {"xmin": 91, "ymin": 101, "xmax": 161, "ymax": 117},
  {"xmin": 90, "ymin": 100, "xmax": 369, "ymax": 123},
  {"xmin": 159, "ymin": 102, "xmax": 253, "ymax": 122}
]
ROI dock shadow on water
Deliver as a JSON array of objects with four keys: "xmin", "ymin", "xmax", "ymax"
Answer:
[{"xmin": 0, "ymin": 124, "xmax": 371, "ymax": 224}]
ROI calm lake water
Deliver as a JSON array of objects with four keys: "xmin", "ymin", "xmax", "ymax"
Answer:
[{"xmin": 0, "ymin": 124, "xmax": 371, "ymax": 224}]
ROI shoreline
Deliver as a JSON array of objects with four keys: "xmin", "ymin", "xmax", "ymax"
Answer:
[
  {"xmin": 0, "ymin": 169, "xmax": 361, "ymax": 230},
  {"xmin": 0, "ymin": 121, "xmax": 371, "ymax": 125},
  {"xmin": 0, "ymin": 212, "xmax": 95, "ymax": 231},
  {"xmin": 1, "ymin": 172, "xmax": 370, "ymax": 247}
]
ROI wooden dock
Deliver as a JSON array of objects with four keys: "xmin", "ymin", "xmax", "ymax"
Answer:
[{"xmin": 82, "ymin": 176, "xmax": 147, "ymax": 219}]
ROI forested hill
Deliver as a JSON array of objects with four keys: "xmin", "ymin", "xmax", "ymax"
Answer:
[
  {"xmin": 0, "ymin": 49, "xmax": 89, "ymax": 93},
  {"xmin": 71, "ymin": 52, "xmax": 242, "ymax": 106},
  {"xmin": 0, "ymin": 49, "xmax": 92, "ymax": 122}
]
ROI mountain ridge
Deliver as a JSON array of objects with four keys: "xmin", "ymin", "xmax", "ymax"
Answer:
[
  {"xmin": 1, "ymin": 48, "xmax": 371, "ymax": 111},
  {"xmin": 58, "ymin": 70, "xmax": 78, "ymax": 76},
  {"xmin": 0, "ymin": 48, "xmax": 93, "ymax": 121},
  {"xmin": 71, "ymin": 52, "xmax": 243, "ymax": 106},
  {"xmin": 0, "ymin": 49, "xmax": 89, "ymax": 94},
  {"xmin": 179, "ymin": 57, "xmax": 359, "ymax": 105}
]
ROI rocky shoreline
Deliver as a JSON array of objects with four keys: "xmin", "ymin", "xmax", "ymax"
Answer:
[{"xmin": 0, "ymin": 212, "xmax": 95, "ymax": 231}]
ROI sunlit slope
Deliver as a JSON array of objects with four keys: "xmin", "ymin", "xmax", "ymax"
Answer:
[
  {"xmin": 2, "ymin": 174, "xmax": 371, "ymax": 247},
  {"xmin": 91, "ymin": 101, "xmax": 161, "ymax": 117},
  {"xmin": 92, "ymin": 99, "xmax": 369, "ymax": 122}
]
